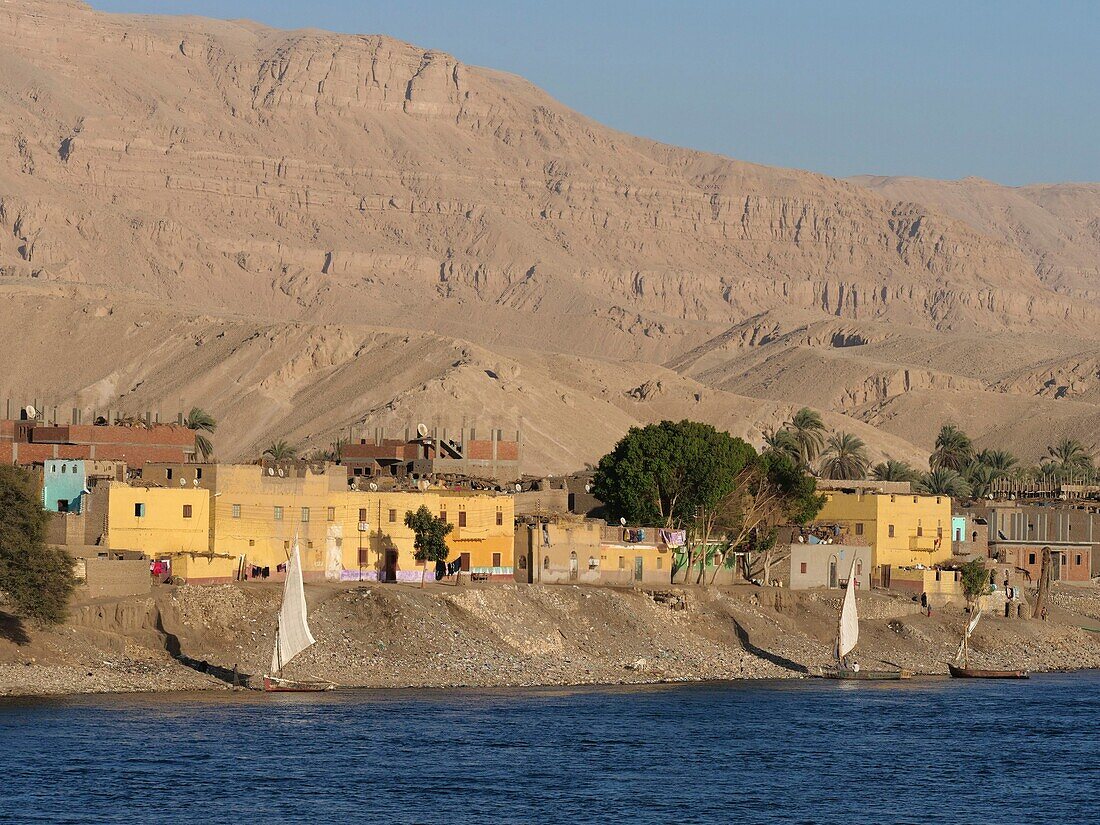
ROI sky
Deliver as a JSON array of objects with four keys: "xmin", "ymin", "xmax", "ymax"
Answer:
[{"xmin": 92, "ymin": 1, "xmax": 1100, "ymax": 185}]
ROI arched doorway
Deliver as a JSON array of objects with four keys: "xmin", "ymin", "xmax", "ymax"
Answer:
[
  {"xmin": 828, "ymin": 555, "xmax": 839, "ymax": 589},
  {"xmin": 569, "ymin": 551, "xmax": 578, "ymax": 581}
]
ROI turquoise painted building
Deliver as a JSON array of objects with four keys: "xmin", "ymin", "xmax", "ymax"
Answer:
[
  {"xmin": 42, "ymin": 459, "xmax": 87, "ymax": 513},
  {"xmin": 952, "ymin": 515, "xmax": 968, "ymax": 543}
]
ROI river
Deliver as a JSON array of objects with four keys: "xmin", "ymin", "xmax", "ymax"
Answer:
[{"xmin": 2, "ymin": 673, "xmax": 1098, "ymax": 824}]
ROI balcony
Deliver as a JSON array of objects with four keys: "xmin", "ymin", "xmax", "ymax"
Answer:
[{"xmin": 908, "ymin": 535, "xmax": 944, "ymax": 553}]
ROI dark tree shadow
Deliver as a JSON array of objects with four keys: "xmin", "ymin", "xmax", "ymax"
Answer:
[
  {"xmin": 0, "ymin": 611, "xmax": 30, "ymax": 646},
  {"xmin": 154, "ymin": 609, "xmax": 252, "ymax": 688},
  {"xmin": 731, "ymin": 617, "xmax": 809, "ymax": 674}
]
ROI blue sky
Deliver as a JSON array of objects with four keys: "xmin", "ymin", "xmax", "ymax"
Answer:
[{"xmin": 92, "ymin": 1, "xmax": 1100, "ymax": 185}]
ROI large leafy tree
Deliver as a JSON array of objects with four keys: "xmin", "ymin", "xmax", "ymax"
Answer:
[
  {"xmin": 184, "ymin": 406, "xmax": 217, "ymax": 461},
  {"xmin": 404, "ymin": 505, "xmax": 454, "ymax": 587},
  {"xmin": 713, "ymin": 450, "xmax": 824, "ymax": 585},
  {"xmin": 931, "ymin": 424, "xmax": 974, "ymax": 472},
  {"xmin": 818, "ymin": 432, "xmax": 870, "ymax": 480},
  {"xmin": 1046, "ymin": 438, "xmax": 1093, "ymax": 476},
  {"xmin": 593, "ymin": 420, "xmax": 757, "ymax": 581},
  {"xmin": 0, "ymin": 465, "xmax": 76, "ymax": 625}
]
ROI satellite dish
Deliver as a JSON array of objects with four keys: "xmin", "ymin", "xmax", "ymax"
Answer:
[
  {"xmin": 416, "ymin": 423, "xmax": 428, "ymax": 438},
  {"xmin": 193, "ymin": 479, "xmax": 199, "ymax": 486},
  {"xmin": 277, "ymin": 468, "xmax": 285, "ymax": 477},
  {"xmin": 419, "ymin": 479, "xmax": 430, "ymax": 491},
  {"xmin": 515, "ymin": 483, "xmax": 522, "ymax": 492},
  {"xmin": 24, "ymin": 405, "xmax": 37, "ymax": 418},
  {"xmin": 179, "ymin": 478, "xmax": 186, "ymax": 487},
  {"xmin": 267, "ymin": 467, "xmax": 275, "ymax": 476},
  {"xmin": 369, "ymin": 482, "xmax": 378, "ymax": 491},
  {"xmin": 585, "ymin": 483, "xmax": 592, "ymax": 493},
  {"xmin": 620, "ymin": 517, "xmax": 627, "ymax": 526}
]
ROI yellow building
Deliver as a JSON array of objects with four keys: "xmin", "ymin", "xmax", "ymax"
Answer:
[
  {"xmin": 136, "ymin": 462, "xmax": 514, "ymax": 583},
  {"xmin": 813, "ymin": 490, "xmax": 952, "ymax": 584},
  {"xmin": 104, "ymin": 483, "xmax": 224, "ymax": 580},
  {"xmin": 337, "ymin": 489, "xmax": 515, "ymax": 582}
]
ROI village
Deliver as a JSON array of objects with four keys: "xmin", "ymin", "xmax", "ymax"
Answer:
[{"xmin": 2, "ymin": 400, "xmax": 1100, "ymax": 693}]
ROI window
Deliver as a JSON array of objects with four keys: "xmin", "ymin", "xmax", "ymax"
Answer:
[
  {"xmin": 134, "ymin": 503, "xmax": 145, "ymax": 518},
  {"xmin": 301, "ymin": 507, "xmax": 310, "ymax": 523},
  {"xmin": 389, "ymin": 509, "xmax": 397, "ymax": 523},
  {"xmin": 274, "ymin": 506, "xmax": 283, "ymax": 521},
  {"xmin": 182, "ymin": 504, "xmax": 193, "ymax": 519},
  {"xmin": 855, "ymin": 523, "xmax": 864, "ymax": 536},
  {"xmin": 913, "ymin": 497, "xmax": 918, "ymax": 504},
  {"xmin": 196, "ymin": 468, "xmax": 203, "ymax": 480},
  {"xmin": 459, "ymin": 511, "xmax": 467, "ymax": 527},
  {"xmin": 856, "ymin": 560, "xmax": 863, "ymax": 575},
  {"xmin": 284, "ymin": 540, "xmax": 290, "ymax": 550},
  {"xmin": 496, "ymin": 511, "xmax": 503, "ymax": 526},
  {"xmin": 232, "ymin": 504, "xmax": 241, "ymax": 518},
  {"xmin": 307, "ymin": 541, "xmax": 314, "ymax": 549},
  {"xmin": 543, "ymin": 556, "xmax": 550, "ymax": 570},
  {"xmin": 890, "ymin": 494, "xmax": 896, "ymax": 503},
  {"xmin": 800, "ymin": 562, "xmax": 808, "ymax": 574},
  {"xmin": 935, "ymin": 570, "xmax": 941, "ymax": 581},
  {"xmin": 937, "ymin": 526, "xmax": 943, "ymax": 538},
  {"xmin": 1028, "ymin": 553, "xmax": 1036, "ymax": 565},
  {"xmin": 888, "ymin": 524, "xmax": 895, "ymax": 538},
  {"xmin": 60, "ymin": 464, "xmax": 67, "ymax": 474},
  {"xmin": 1077, "ymin": 554, "xmax": 1083, "ymax": 566},
  {"xmin": 657, "ymin": 557, "xmax": 663, "ymax": 569},
  {"xmin": 248, "ymin": 539, "xmax": 255, "ymax": 547},
  {"xmin": 327, "ymin": 507, "xmax": 335, "ymax": 522},
  {"xmin": 358, "ymin": 546, "xmax": 369, "ymax": 565},
  {"xmin": 353, "ymin": 468, "xmax": 363, "ymax": 476},
  {"xmin": 440, "ymin": 510, "xmax": 447, "ymax": 522},
  {"xmin": 57, "ymin": 499, "xmax": 69, "ymax": 513},
  {"xmin": 618, "ymin": 556, "xmax": 625, "ymax": 569},
  {"xmin": 936, "ymin": 497, "xmax": 941, "ymax": 504},
  {"xmin": 359, "ymin": 508, "xmax": 368, "ymax": 523},
  {"xmin": 166, "ymin": 468, "xmax": 172, "ymax": 480},
  {"xmin": 492, "ymin": 552, "xmax": 501, "ymax": 567},
  {"xmin": 589, "ymin": 556, "xmax": 598, "ymax": 569},
  {"xmin": 917, "ymin": 521, "xmax": 923, "ymax": 537}
]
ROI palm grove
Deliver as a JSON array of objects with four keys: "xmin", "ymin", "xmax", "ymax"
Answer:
[{"xmin": 762, "ymin": 410, "xmax": 1097, "ymax": 498}]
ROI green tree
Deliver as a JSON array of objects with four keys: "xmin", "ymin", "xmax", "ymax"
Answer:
[
  {"xmin": 761, "ymin": 427, "xmax": 800, "ymax": 463},
  {"xmin": 592, "ymin": 420, "xmax": 756, "ymax": 582},
  {"xmin": 965, "ymin": 463, "xmax": 997, "ymax": 499},
  {"xmin": 0, "ymin": 465, "xmax": 76, "ymax": 625},
  {"xmin": 930, "ymin": 424, "xmax": 974, "ymax": 472},
  {"xmin": 263, "ymin": 440, "xmax": 298, "ymax": 461},
  {"xmin": 404, "ymin": 505, "xmax": 454, "ymax": 588},
  {"xmin": 975, "ymin": 449, "xmax": 1017, "ymax": 473},
  {"xmin": 785, "ymin": 407, "xmax": 828, "ymax": 468},
  {"xmin": 1047, "ymin": 438, "xmax": 1093, "ymax": 476},
  {"xmin": 818, "ymin": 431, "xmax": 870, "ymax": 480},
  {"xmin": 959, "ymin": 559, "xmax": 990, "ymax": 607},
  {"xmin": 871, "ymin": 458, "xmax": 921, "ymax": 483},
  {"xmin": 184, "ymin": 406, "xmax": 217, "ymax": 461},
  {"xmin": 713, "ymin": 450, "xmax": 825, "ymax": 585},
  {"xmin": 918, "ymin": 468, "xmax": 971, "ymax": 499}
]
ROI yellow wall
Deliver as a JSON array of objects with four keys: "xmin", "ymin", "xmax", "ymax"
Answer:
[
  {"xmin": 106, "ymin": 483, "xmax": 219, "ymax": 574},
  {"xmin": 337, "ymin": 490, "xmax": 515, "ymax": 581},
  {"xmin": 209, "ymin": 464, "xmax": 344, "ymax": 579},
  {"xmin": 815, "ymin": 491, "xmax": 953, "ymax": 570}
]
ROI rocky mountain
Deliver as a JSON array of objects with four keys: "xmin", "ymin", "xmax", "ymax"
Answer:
[{"xmin": 1, "ymin": 0, "xmax": 1098, "ymax": 473}]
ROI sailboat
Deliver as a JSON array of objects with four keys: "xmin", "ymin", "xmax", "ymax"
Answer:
[
  {"xmin": 821, "ymin": 558, "xmax": 911, "ymax": 680},
  {"xmin": 948, "ymin": 604, "xmax": 1029, "ymax": 679},
  {"xmin": 261, "ymin": 538, "xmax": 335, "ymax": 692}
]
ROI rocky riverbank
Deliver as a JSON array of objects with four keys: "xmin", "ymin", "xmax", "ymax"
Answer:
[{"xmin": 3, "ymin": 581, "xmax": 1100, "ymax": 697}]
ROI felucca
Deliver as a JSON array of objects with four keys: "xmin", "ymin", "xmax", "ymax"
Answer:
[
  {"xmin": 821, "ymin": 558, "xmax": 911, "ymax": 680},
  {"xmin": 261, "ymin": 537, "xmax": 335, "ymax": 692},
  {"xmin": 947, "ymin": 604, "xmax": 1029, "ymax": 679}
]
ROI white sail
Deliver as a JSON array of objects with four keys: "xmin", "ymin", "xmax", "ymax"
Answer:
[
  {"xmin": 955, "ymin": 605, "xmax": 982, "ymax": 662},
  {"xmin": 836, "ymin": 558, "xmax": 859, "ymax": 660},
  {"xmin": 270, "ymin": 540, "xmax": 316, "ymax": 674}
]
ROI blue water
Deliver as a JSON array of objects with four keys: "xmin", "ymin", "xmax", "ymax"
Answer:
[{"xmin": 2, "ymin": 673, "xmax": 1098, "ymax": 824}]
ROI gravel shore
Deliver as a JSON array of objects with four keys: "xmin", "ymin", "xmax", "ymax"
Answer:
[{"xmin": 3, "ymin": 582, "xmax": 1100, "ymax": 697}]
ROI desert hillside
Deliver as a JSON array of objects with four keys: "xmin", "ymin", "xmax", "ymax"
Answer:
[{"xmin": 1, "ymin": 0, "xmax": 1098, "ymax": 472}]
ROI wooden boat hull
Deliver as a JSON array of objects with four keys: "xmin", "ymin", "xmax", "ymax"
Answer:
[
  {"xmin": 262, "ymin": 675, "xmax": 336, "ymax": 692},
  {"xmin": 820, "ymin": 668, "xmax": 912, "ymax": 680},
  {"xmin": 948, "ymin": 664, "xmax": 1029, "ymax": 679}
]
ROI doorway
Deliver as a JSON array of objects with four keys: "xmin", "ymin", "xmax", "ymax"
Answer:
[
  {"xmin": 828, "ymin": 556, "xmax": 838, "ymax": 589},
  {"xmin": 634, "ymin": 556, "xmax": 643, "ymax": 582},
  {"xmin": 384, "ymin": 550, "xmax": 398, "ymax": 582},
  {"xmin": 569, "ymin": 551, "xmax": 578, "ymax": 581}
]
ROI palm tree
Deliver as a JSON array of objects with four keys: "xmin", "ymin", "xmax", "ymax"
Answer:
[
  {"xmin": 871, "ymin": 458, "xmax": 921, "ymax": 483},
  {"xmin": 1047, "ymin": 438, "xmax": 1092, "ymax": 474},
  {"xmin": 263, "ymin": 440, "xmax": 297, "ymax": 461},
  {"xmin": 184, "ymin": 406, "xmax": 217, "ymax": 461},
  {"xmin": 965, "ymin": 463, "xmax": 997, "ymax": 499},
  {"xmin": 786, "ymin": 407, "xmax": 827, "ymax": 467},
  {"xmin": 975, "ymin": 449, "xmax": 1017, "ymax": 473},
  {"xmin": 930, "ymin": 423, "xmax": 974, "ymax": 472},
  {"xmin": 762, "ymin": 427, "xmax": 800, "ymax": 461},
  {"xmin": 918, "ymin": 468, "xmax": 971, "ymax": 498},
  {"xmin": 819, "ymin": 431, "xmax": 870, "ymax": 480}
]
